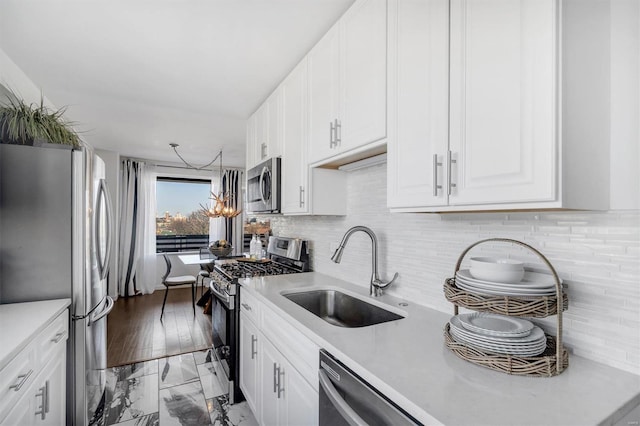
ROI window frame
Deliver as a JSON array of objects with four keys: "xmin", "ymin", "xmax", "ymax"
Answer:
[{"xmin": 155, "ymin": 174, "xmax": 214, "ymax": 254}]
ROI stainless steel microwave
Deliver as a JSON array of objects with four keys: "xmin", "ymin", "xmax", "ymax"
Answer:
[{"xmin": 247, "ymin": 157, "xmax": 281, "ymax": 214}]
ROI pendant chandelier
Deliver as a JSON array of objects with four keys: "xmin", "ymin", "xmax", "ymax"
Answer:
[{"xmin": 169, "ymin": 143, "xmax": 241, "ymax": 219}]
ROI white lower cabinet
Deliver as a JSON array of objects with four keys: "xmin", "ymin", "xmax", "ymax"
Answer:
[
  {"xmin": 239, "ymin": 312, "xmax": 260, "ymax": 416},
  {"xmin": 260, "ymin": 338, "xmax": 317, "ymax": 426},
  {"xmin": 0, "ymin": 308, "xmax": 68, "ymax": 426},
  {"xmin": 239, "ymin": 289, "xmax": 319, "ymax": 426}
]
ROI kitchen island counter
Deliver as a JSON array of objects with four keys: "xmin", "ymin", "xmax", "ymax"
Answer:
[
  {"xmin": 241, "ymin": 272, "xmax": 639, "ymax": 425},
  {"xmin": 0, "ymin": 298, "xmax": 71, "ymax": 370}
]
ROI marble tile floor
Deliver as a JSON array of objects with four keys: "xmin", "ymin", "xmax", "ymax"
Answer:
[{"xmin": 100, "ymin": 349, "xmax": 258, "ymax": 426}]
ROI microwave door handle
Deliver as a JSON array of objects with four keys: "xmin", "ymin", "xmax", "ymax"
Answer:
[
  {"xmin": 318, "ymin": 370, "xmax": 368, "ymax": 426},
  {"xmin": 259, "ymin": 166, "xmax": 268, "ymax": 205}
]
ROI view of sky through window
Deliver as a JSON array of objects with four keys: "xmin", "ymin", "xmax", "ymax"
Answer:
[{"xmin": 156, "ymin": 180, "xmax": 211, "ymax": 218}]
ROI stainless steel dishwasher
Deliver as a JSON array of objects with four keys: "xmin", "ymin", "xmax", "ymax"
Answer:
[{"xmin": 319, "ymin": 350, "xmax": 421, "ymax": 426}]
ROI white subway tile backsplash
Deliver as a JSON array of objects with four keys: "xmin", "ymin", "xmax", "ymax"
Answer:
[{"xmin": 260, "ymin": 163, "xmax": 640, "ymax": 375}]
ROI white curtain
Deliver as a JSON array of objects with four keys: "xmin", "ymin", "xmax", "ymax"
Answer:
[{"xmin": 118, "ymin": 160, "xmax": 157, "ymax": 296}]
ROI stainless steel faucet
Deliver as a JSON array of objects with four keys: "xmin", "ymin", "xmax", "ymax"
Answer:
[{"xmin": 331, "ymin": 226, "xmax": 399, "ymax": 297}]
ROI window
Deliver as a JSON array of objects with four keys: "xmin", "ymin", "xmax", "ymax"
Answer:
[{"xmin": 156, "ymin": 177, "xmax": 212, "ymax": 253}]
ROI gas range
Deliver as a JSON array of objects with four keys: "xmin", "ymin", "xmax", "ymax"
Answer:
[
  {"xmin": 208, "ymin": 236, "xmax": 309, "ymax": 404},
  {"xmin": 209, "ymin": 236, "xmax": 310, "ymax": 298}
]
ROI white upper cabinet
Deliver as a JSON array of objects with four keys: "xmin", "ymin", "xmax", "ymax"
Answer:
[
  {"xmin": 282, "ymin": 59, "xmax": 310, "ymax": 214},
  {"xmin": 282, "ymin": 58, "xmax": 347, "ymax": 216},
  {"xmin": 308, "ymin": 0, "xmax": 388, "ymax": 165},
  {"xmin": 448, "ymin": 0, "xmax": 557, "ymax": 206},
  {"xmin": 388, "ymin": 0, "xmax": 611, "ymax": 212},
  {"xmin": 248, "ymin": 91, "xmax": 282, "ymax": 170},
  {"xmin": 387, "ymin": 0, "xmax": 450, "ymax": 209},
  {"xmin": 339, "ymin": 0, "xmax": 388, "ymax": 153},
  {"xmin": 308, "ymin": 25, "xmax": 341, "ymax": 164},
  {"xmin": 246, "ymin": 114, "xmax": 257, "ymax": 170}
]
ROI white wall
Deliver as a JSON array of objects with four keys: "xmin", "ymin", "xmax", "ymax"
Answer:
[
  {"xmin": 0, "ymin": 47, "xmax": 54, "ymax": 107},
  {"xmin": 259, "ymin": 163, "xmax": 640, "ymax": 375}
]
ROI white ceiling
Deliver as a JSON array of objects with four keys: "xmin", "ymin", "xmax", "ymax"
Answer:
[{"xmin": 0, "ymin": 0, "xmax": 354, "ymax": 168}]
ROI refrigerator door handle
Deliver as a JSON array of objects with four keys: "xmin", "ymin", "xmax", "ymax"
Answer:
[
  {"xmin": 95, "ymin": 178, "xmax": 114, "ymax": 281},
  {"xmin": 88, "ymin": 295, "xmax": 114, "ymax": 327}
]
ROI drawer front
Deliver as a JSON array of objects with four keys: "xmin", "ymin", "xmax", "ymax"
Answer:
[
  {"xmin": 0, "ymin": 342, "xmax": 37, "ymax": 421},
  {"xmin": 262, "ymin": 306, "xmax": 319, "ymax": 391},
  {"xmin": 37, "ymin": 310, "xmax": 69, "ymax": 365},
  {"xmin": 239, "ymin": 288, "xmax": 261, "ymax": 326}
]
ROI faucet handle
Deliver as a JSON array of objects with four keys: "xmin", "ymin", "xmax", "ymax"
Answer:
[{"xmin": 373, "ymin": 272, "xmax": 399, "ymax": 290}]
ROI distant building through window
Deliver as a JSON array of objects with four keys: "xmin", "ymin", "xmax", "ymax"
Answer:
[{"xmin": 156, "ymin": 177, "xmax": 212, "ymax": 253}]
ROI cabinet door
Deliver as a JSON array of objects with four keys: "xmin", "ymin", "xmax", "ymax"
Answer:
[
  {"xmin": 239, "ymin": 314, "xmax": 260, "ymax": 417},
  {"xmin": 387, "ymin": 0, "xmax": 450, "ymax": 208},
  {"xmin": 259, "ymin": 338, "xmax": 281, "ymax": 426},
  {"xmin": 246, "ymin": 114, "xmax": 257, "ymax": 170},
  {"xmin": 281, "ymin": 59, "xmax": 309, "ymax": 214},
  {"xmin": 265, "ymin": 91, "xmax": 282, "ymax": 161},
  {"xmin": 40, "ymin": 347, "xmax": 66, "ymax": 426},
  {"xmin": 281, "ymin": 359, "xmax": 319, "ymax": 426},
  {"xmin": 449, "ymin": 0, "xmax": 557, "ymax": 206},
  {"xmin": 0, "ymin": 393, "xmax": 32, "ymax": 426},
  {"xmin": 255, "ymin": 103, "xmax": 269, "ymax": 164},
  {"xmin": 340, "ymin": 0, "xmax": 388, "ymax": 152},
  {"xmin": 308, "ymin": 24, "xmax": 340, "ymax": 164}
]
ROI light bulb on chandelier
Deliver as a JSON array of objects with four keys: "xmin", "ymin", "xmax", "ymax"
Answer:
[{"xmin": 169, "ymin": 143, "xmax": 241, "ymax": 219}]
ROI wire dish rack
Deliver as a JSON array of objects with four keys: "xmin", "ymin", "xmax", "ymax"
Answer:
[{"xmin": 443, "ymin": 238, "xmax": 569, "ymax": 377}]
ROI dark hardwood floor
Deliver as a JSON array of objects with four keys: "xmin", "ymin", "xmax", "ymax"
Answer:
[{"xmin": 106, "ymin": 287, "xmax": 212, "ymax": 367}]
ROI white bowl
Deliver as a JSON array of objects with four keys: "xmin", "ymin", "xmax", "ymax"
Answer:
[{"xmin": 469, "ymin": 257, "xmax": 525, "ymax": 283}]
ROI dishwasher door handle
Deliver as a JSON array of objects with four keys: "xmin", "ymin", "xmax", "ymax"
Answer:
[{"xmin": 318, "ymin": 369, "xmax": 368, "ymax": 426}]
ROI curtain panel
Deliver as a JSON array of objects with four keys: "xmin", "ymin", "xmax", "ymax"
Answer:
[{"xmin": 118, "ymin": 160, "xmax": 157, "ymax": 297}]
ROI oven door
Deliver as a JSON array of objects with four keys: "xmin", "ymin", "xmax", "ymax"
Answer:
[
  {"xmin": 246, "ymin": 157, "xmax": 280, "ymax": 213},
  {"xmin": 209, "ymin": 281, "xmax": 242, "ymax": 403}
]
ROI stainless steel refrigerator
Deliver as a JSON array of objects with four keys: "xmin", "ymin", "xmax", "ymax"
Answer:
[{"xmin": 0, "ymin": 143, "xmax": 115, "ymax": 426}]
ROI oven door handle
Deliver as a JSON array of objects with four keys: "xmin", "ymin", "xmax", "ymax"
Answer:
[{"xmin": 209, "ymin": 282, "xmax": 234, "ymax": 310}]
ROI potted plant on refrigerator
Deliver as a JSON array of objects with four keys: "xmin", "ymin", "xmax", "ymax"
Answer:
[{"xmin": 0, "ymin": 91, "xmax": 81, "ymax": 148}]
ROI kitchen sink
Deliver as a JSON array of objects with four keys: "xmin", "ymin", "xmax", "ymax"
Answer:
[{"xmin": 282, "ymin": 289, "xmax": 404, "ymax": 327}]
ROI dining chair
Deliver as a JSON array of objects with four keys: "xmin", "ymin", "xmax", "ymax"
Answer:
[{"xmin": 160, "ymin": 254, "xmax": 197, "ymax": 320}]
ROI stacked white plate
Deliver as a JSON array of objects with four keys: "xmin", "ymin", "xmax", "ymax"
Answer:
[
  {"xmin": 449, "ymin": 313, "xmax": 547, "ymax": 357},
  {"xmin": 455, "ymin": 268, "xmax": 559, "ymax": 297}
]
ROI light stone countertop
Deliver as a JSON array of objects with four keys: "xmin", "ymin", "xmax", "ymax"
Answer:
[
  {"xmin": 240, "ymin": 272, "xmax": 640, "ymax": 426},
  {"xmin": 0, "ymin": 298, "xmax": 71, "ymax": 370}
]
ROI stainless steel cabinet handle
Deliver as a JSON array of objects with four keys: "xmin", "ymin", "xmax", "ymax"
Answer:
[
  {"xmin": 319, "ymin": 370, "xmax": 368, "ymax": 426},
  {"xmin": 335, "ymin": 119, "xmax": 341, "ymax": 146},
  {"xmin": 44, "ymin": 380, "xmax": 50, "ymax": 414},
  {"xmin": 299, "ymin": 186, "xmax": 305, "ymax": 207},
  {"xmin": 241, "ymin": 303, "xmax": 252, "ymax": 311},
  {"xmin": 250, "ymin": 335, "xmax": 257, "ymax": 360},
  {"xmin": 433, "ymin": 154, "xmax": 443, "ymax": 196},
  {"xmin": 51, "ymin": 331, "xmax": 65, "ymax": 343},
  {"xmin": 261, "ymin": 143, "xmax": 267, "ymax": 159},
  {"xmin": 35, "ymin": 383, "xmax": 47, "ymax": 420},
  {"xmin": 447, "ymin": 150, "xmax": 457, "ymax": 195},
  {"xmin": 329, "ymin": 121, "xmax": 336, "ymax": 147},
  {"xmin": 9, "ymin": 369, "xmax": 33, "ymax": 392},
  {"xmin": 273, "ymin": 363, "xmax": 278, "ymax": 393},
  {"xmin": 277, "ymin": 368, "xmax": 285, "ymax": 399}
]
